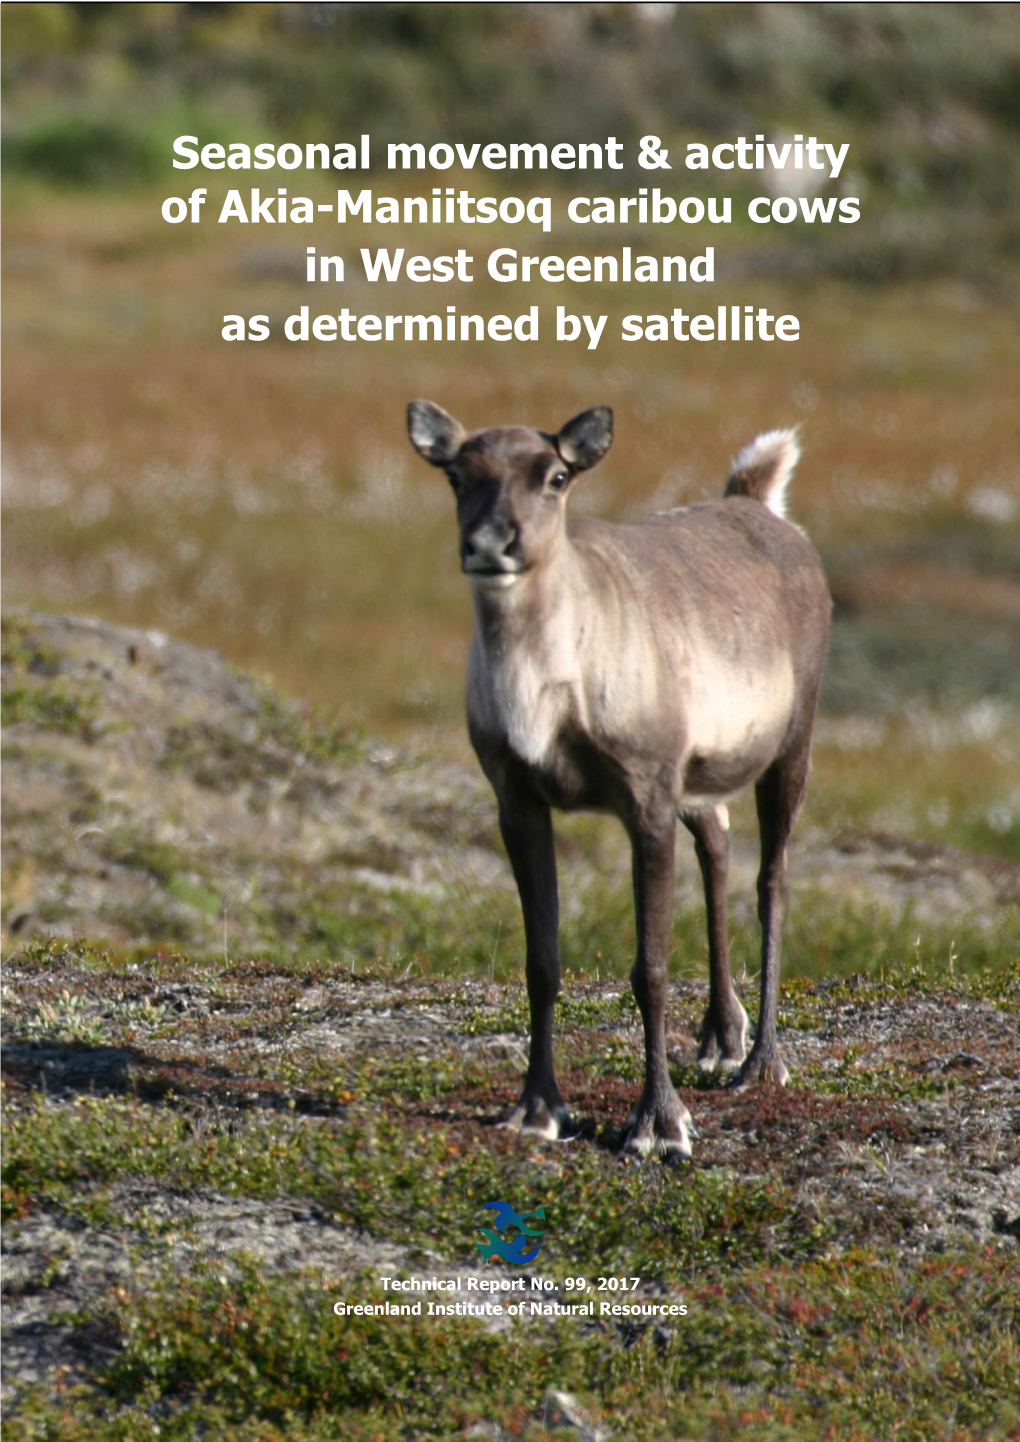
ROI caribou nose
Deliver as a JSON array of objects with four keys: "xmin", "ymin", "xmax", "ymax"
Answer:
[{"xmin": 463, "ymin": 521, "xmax": 520, "ymax": 571}]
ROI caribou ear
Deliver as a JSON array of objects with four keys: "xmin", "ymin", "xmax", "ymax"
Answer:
[
  {"xmin": 407, "ymin": 400, "xmax": 467, "ymax": 466},
  {"xmin": 556, "ymin": 406, "xmax": 614, "ymax": 471}
]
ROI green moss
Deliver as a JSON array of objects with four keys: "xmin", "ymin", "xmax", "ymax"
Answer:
[
  {"xmin": 1, "ymin": 615, "xmax": 62, "ymax": 674},
  {"xmin": 165, "ymin": 876, "xmax": 221, "ymax": 916},
  {"xmin": 11, "ymin": 988, "xmax": 108, "ymax": 1047},
  {"xmin": 158, "ymin": 685, "xmax": 363, "ymax": 798},
  {"xmin": 101, "ymin": 899, "xmax": 197, "ymax": 946},
  {"xmin": 1, "ymin": 680, "xmax": 101, "ymax": 740},
  {"xmin": 1, "ymin": 1092, "xmax": 808, "ymax": 1276},
  {"xmin": 160, "ymin": 721, "xmax": 291, "ymax": 794},
  {"xmin": 249, "ymin": 675, "xmax": 366, "ymax": 768},
  {"xmin": 800, "ymin": 1049, "xmax": 954, "ymax": 1102},
  {"xmin": 6, "ymin": 1246, "xmax": 1017, "ymax": 1441},
  {"xmin": 99, "ymin": 830, "xmax": 186, "ymax": 888},
  {"xmin": 777, "ymin": 954, "xmax": 1020, "ymax": 1031},
  {"xmin": 585, "ymin": 1036, "xmax": 643, "ymax": 1084},
  {"xmin": 353, "ymin": 1052, "xmax": 480, "ymax": 1104},
  {"xmin": 1, "ymin": 618, "xmax": 101, "ymax": 738}
]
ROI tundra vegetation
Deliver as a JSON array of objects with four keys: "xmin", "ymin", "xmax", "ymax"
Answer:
[
  {"xmin": 3, "ymin": 6, "xmax": 1020, "ymax": 1438},
  {"xmin": 2, "ymin": 615, "xmax": 1018, "ymax": 1439}
]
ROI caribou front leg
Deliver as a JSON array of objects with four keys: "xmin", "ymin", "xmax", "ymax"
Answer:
[
  {"xmin": 623, "ymin": 801, "xmax": 693, "ymax": 1158},
  {"xmin": 497, "ymin": 789, "xmax": 572, "ymax": 1139}
]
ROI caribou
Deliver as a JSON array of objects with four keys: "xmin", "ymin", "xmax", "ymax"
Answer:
[{"xmin": 408, "ymin": 401, "xmax": 830, "ymax": 1157}]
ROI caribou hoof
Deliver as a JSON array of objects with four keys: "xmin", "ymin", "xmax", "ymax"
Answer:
[
  {"xmin": 500, "ymin": 1096, "xmax": 576, "ymax": 1141},
  {"xmin": 696, "ymin": 998, "xmax": 750, "ymax": 1073},
  {"xmin": 730, "ymin": 1049, "xmax": 790, "ymax": 1090},
  {"xmin": 621, "ymin": 1095, "xmax": 694, "ymax": 1160}
]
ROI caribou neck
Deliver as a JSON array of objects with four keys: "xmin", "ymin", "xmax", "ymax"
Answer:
[{"xmin": 470, "ymin": 529, "xmax": 582, "ymax": 665}]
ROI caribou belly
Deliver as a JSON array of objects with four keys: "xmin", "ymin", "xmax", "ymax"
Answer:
[{"xmin": 679, "ymin": 654, "xmax": 795, "ymax": 801}]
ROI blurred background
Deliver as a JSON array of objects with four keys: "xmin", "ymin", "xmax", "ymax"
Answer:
[{"xmin": 3, "ymin": 1, "xmax": 1020, "ymax": 862}]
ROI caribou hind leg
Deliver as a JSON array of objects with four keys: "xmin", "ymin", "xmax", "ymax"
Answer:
[
  {"xmin": 682, "ymin": 806, "xmax": 749, "ymax": 1071},
  {"xmin": 735, "ymin": 733, "xmax": 813, "ymax": 1089}
]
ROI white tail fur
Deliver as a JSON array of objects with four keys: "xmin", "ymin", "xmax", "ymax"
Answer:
[{"xmin": 726, "ymin": 429, "xmax": 801, "ymax": 518}]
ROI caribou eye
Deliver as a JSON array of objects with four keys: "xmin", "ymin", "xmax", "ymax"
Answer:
[{"xmin": 549, "ymin": 470, "xmax": 570, "ymax": 492}]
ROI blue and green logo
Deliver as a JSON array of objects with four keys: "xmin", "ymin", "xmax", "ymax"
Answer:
[{"xmin": 474, "ymin": 1200, "xmax": 546, "ymax": 1265}]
